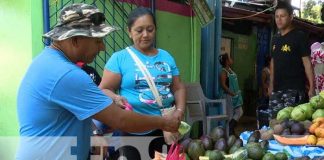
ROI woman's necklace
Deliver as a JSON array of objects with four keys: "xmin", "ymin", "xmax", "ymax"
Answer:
[{"xmin": 51, "ymin": 44, "xmax": 73, "ymax": 63}]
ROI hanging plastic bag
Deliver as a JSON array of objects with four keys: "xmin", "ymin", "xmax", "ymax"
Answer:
[
  {"xmin": 166, "ymin": 143, "xmax": 185, "ymax": 160},
  {"xmin": 161, "ymin": 106, "xmax": 191, "ymax": 144},
  {"xmin": 160, "ymin": 106, "xmax": 180, "ymax": 145}
]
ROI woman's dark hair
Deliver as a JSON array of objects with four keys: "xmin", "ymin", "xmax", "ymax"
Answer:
[
  {"xmin": 219, "ymin": 54, "xmax": 229, "ymax": 67},
  {"xmin": 275, "ymin": 1, "xmax": 293, "ymax": 15},
  {"xmin": 127, "ymin": 7, "xmax": 156, "ymax": 29}
]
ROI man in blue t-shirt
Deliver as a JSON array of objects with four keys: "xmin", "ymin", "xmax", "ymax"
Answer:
[{"xmin": 16, "ymin": 4, "xmax": 180, "ymax": 160}]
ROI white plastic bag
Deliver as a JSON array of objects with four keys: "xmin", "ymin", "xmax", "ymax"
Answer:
[{"xmin": 160, "ymin": 106, "xmax": 180, "ymax": 145}]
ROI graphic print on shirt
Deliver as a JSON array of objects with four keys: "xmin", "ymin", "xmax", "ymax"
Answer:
[
  {"xmin": 281, "ymin": 44, "xmax": 291, "ymax": 53},
  {"xmin": 134, "ymin": 61, "xmax": 174, "ymax": 108}
]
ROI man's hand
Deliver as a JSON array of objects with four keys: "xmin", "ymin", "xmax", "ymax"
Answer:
[
  {"xmin": 113, "ymin": 95, "xmax": 128, "ymax": 108},
  {"xmin": 162, "ymin": 114, "xmax": 180, "ymax": 133}
]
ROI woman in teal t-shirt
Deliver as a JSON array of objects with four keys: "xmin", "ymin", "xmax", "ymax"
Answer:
[
  {"xmin": 219, "ymin": 54, "xmax": 243, "ymax": 135},
  {"xmin": 99, "ymin": 7, "xmax": 186, "ymax": 159}
]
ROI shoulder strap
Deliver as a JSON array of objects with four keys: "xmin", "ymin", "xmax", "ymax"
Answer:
[
  {"xmin": 222, "ymin": 68, "xmax": 230, "ymax": 75},
  {"xmin": 126, "ymin": 47, "xmax": 163, "ymax": 107}
]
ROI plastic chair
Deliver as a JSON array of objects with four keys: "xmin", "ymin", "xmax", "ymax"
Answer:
[{"xmin": 184, "ymin": 82, "xmax": 229, "ymax": 136}]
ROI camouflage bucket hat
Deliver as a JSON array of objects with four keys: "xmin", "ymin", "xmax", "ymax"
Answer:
[{"xmin": 43, "ymin": 3, "xmax": 119, "ymax": 41}]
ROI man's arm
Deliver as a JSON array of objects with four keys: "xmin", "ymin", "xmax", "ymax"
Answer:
[
  {"xmin": 268, "ymin": 58, "xmax": 274, "ymax": 96},
  {"xmin": 92, "ymin": 103, "xmax": 180, "ymax": 133},
  {"xmin": 302, "ymin": 56, "xmax": 315, "ymax": 97}
]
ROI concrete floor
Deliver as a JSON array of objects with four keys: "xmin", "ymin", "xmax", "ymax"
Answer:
[{"xmin": 235, "ymin": 116, "xmax": 258, "ymax": 136}]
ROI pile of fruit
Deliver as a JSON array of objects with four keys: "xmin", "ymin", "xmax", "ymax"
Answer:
[
  {"xmin": 178, "ymin": 126, "xmax": 290, "ymax": 160},
  {"xmin": 305, "ymin": 117, "xmax": 324, "ymax": 145},
  {"xmin": 243, "ymin": 130, "xmax": 288, "ymax": 160},
  {"xmin": 179, "ymin": 126, "xmax": 246, "ymax": 160},
  {"xmin": 293, "ymin": 155, "xmax": 324, "ymax": 160},
  {"xmin": 270, "ymin": 117, "xmax": 324, "ymax": 146},
  {"xmin": 276, "ymin": 91, "xmax": 324, "ymax": 122},
  {"xmin": 268, "ymin": 91, "xmax": 324, "ymax": 146}
]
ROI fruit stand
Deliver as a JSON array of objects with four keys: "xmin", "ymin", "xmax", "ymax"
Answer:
[
  {"xmin": 171, "ymin": 91, "xmax": 324, "ymax": 160},
  {"xmin": 240, "ymin": 130, "xmax": 324, "ymax": 159},
  {"xmin": 239, "ymin": 91, "xmax": 324, "ymax": 160}
]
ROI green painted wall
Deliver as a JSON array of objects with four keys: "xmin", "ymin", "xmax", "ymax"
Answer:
[
  {"xmin": 222, "ymin": 29, "xmax": 258, "ymax": 116},
  {"xmin": 31, "ymin": 0, "xmax": 44, "ymax": 58},
  {"xmin": 0, "ymin": 0, "xmax": 31, "ymax": 136},
  {"xmin": 0, "ymin": 0, "xmax": 43, "ymax": 159},
  {"xmin": 0, "ymin": 0, "xmax": 43, "ymax": 136},
  {"xmin": 156, "ymin": 11, "xmax": 201, "ymax": 83}
]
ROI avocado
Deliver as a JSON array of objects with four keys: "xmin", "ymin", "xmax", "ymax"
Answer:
[
  {"xmin": 210, "ymin": 127, "xmax": 226, "ymax": 142},
  {"xmin": 290, "ymin": 122, "xmax": 305, "ymax": 135},
  {"xmin": 273, "ymin": 124, "xmax": 284, "ymax": 135},
  {"xmin": 246, "ymin": 143, "xmax": 264, "ymax": 160},
  {"xmin": 269, "ymin": 119, "xmax": 281, "ymax": 128},
  {"xmin": 280, "ymin": 119, "xmax": 290, "ymax": 128},
  {"xmin": 220, "ymin": 151, "xmax": 227, "ymax": 156},
  {"xmin": 227, "ymin": 135, "xmax": 236, "ymax": 148},
  {"xmin": 261, "ymin": 129, "xmax": 274, "ymax": 140},
  {"xmin": 274, "ymin": 152, "xmax": 288, "ymax": 160},
  {"xmin": 214, "ymin": 138, "xmax": 228, "ymax": 152},
  {"xmin": 204, "ymin": 150, "xmax": 224, "ymax": 160},
  {"xmin": 246, "ymin": 142, "xmax": 261, "ymax": 149},
  {"xmin": 303, "ymin": 130, "xmax": 310, "ymax": 135},
  {"xmin": 180, "ymin": 138, "xmax": 192, "ymax": 153},
  {"xmin": 200, "ymin": 135, "xmax": 213, "ymax": 150},
  {"xmin": 247, "ymin": 131, "xmax": 261, "ymax": 143},
  {"xmin": 228, "ymin": 145, "xmax": 240, "ymax": 154},
  {"xmin": 262, "ymin": 153, "xmax": 276, "ymax": 160},
  {"xmin": 204, "ymin": 150, "xmax": 212, "ymax": 157},
  {"xmin": 224, "ymin": 148, "xmax": 248, "ymax": 160},
  {"xmin": 281, "ymin": 128, "xmax": 291, "ymax": 135},
  {"xmin": 288, "ymin": 120, "xmax": 297, "ymax": 128},
  {"xmin": 187, "ymin": 140, "xmax": 205, "ymax": 160},
  {"xmin": 259, "ymin": 140, "xmax": 269, "ymax": 150},
  {"xmin": 233, "ymin": 138, "xmax": 243, "ymax": 147}
]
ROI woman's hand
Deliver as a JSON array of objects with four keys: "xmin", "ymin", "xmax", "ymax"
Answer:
[
  {"xmin": 162, "ymin": 113, "xmax": 181, "ymax": 133},
  {"xmin": 173, "ymin": 108, "xmax": 184, "ymax": 121},
  {"xmin": 113, "ymin": 95, "xmax": 128, "ymax": 108}
]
